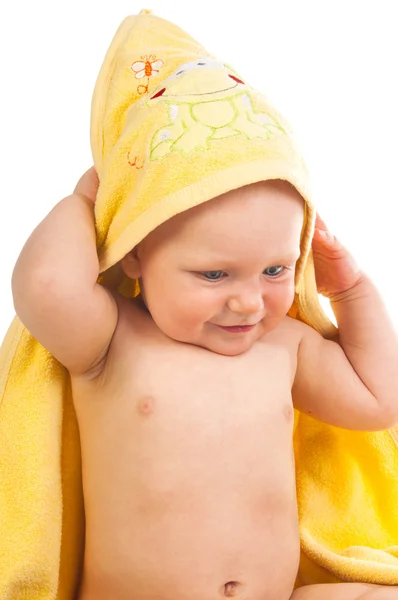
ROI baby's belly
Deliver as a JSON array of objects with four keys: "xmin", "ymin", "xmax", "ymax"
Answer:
[
  {"xmin": 74, "ymin": 375, "xmax": 298, "ymax": 599},
  {"xmin": 79, "ymin": 513, "xmax": 299, "ymax": 600}
]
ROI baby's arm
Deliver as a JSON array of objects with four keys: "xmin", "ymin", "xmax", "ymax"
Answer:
[
  {"xmin": 11, "ymin": 167, "xmax": 118, "ymax": 375},
  {"xmin": 293, "ymin": 215, "xmax": 398, "ymax": 430},
  {"xmin": 291, "ymin": 583, "xmax": 398, "ymax": 600}
]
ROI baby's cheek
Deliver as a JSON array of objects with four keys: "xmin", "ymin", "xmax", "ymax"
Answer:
[
  {"xmin": 178, "ymin": 290, "xmax": 214, "ymax": 318},
  {"xmin": 271, "ymin": 283, "xmax": 295, "ymax": 315},
  {"xmin": 169, "ymin": 296, "xmax": 204, "ymax": 329}
]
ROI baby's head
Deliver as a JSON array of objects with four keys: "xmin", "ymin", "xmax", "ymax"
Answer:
[
  {"xmin": 121, "ymin": 180, "xmax": 304, "ymax": 356},
  {"xmin": 121, "ymin": 179, "xmax": 304, "ymax": 356}
]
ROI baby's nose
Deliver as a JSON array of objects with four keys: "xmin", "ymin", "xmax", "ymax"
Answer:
[{"xmin": 227, "ymin": 286, "xmax": 264, "ymax": 315}]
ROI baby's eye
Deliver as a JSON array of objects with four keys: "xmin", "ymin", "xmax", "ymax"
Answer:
[
  {"xmin": 200, "ymin": 271, "xmax": 225, "ymax": 281},
  {"xmin": 263, "ymin": 266, "xmax": 285, "ymax": 277}
]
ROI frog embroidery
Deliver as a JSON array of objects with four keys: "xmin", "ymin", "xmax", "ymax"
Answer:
[{"xmin": 146, "ymin": 58, "xmax": 285, "ymax": 160}]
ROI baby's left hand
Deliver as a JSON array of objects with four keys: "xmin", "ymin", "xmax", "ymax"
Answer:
[
  {"xmin": 74, "ymin": 166, "xmax": 99, "ymax": 205},
  {"xmin": 311, "ymin": 214, "xmax": 361, "ymax": 298}
]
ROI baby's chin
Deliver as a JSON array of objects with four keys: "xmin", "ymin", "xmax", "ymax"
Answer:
[
  {"xmin": 191, "ymin": 331, "xmax": 264, "ymax": 356},
  {"xmin": 197, "ymin": 322, "xmax": 275, "ymax": 356},
  {"xmin": 159, "ymin": 330, "xmax": 256, "ymax": 356},
  {"xmin": 210, "ymin": 337, "xmax": 260, "ymax": 356},
  {"xmin": 157, "ymin": 320, "xmax": 268, "ymax": 355},
  {"xmin": 205, "ymin": 345, "xmax": 254, "ymax": 357}
]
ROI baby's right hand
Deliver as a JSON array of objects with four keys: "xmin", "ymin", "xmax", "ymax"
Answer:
[
  {"xmin": 74, "ymin": 166, "xmax": 99, "ymax": 205},
  {"xmin": 311, "ymin": 213, "xmax": 361, "ymax": 299}
]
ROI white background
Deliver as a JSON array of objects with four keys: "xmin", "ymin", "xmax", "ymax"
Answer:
[{"xmin": 1, "ymin": 1, "xmax": 397, "ymax": 343}]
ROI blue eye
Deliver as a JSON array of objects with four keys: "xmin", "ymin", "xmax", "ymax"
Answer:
[
  {"xmin": 263, "ymin": 266, "xmax": 284, "ymax": 277},
  {"xmin": 201, "ymin": 271, "xmax": 225, "ymax": 281}
]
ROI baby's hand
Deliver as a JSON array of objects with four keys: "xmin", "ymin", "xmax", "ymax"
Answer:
[
  {"xmin": 74, "ymin": 166, "xmax": 99, "ymax": 205},
  {"xmin": 311, "ymin": 214, "xmax": 362, "ymax": 298}
]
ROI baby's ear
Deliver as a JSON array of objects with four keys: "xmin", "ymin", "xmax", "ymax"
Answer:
[{"xmin": 120, "ymin": 247, "xmax": 141, "ymax": 279}]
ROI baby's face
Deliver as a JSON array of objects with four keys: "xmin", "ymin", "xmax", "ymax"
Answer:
[{"xmin": 124, "ymin": 180, "xmax": 304, "ymax": 356}]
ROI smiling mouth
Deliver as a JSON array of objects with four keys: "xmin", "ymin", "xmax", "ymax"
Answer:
[{"xmin": 216, "ymin": 324, "xmax": 257, "ymax": 333}]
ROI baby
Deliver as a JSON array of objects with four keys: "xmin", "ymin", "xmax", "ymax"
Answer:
[{"xmin": 11, "ymin": 165, "xmax": 398, "ymax": 600}]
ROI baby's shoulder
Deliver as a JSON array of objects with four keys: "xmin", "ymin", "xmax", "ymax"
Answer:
[
  {"xmin": 256, "ymin": 317, "xmax": 309, "ymax": 362},
  {"xmin": 264, "ymin": 316, "xmax": 324, "ymax": 360},
  {"xmin": 274, "ymin": 315, "xmax": 310, "ymax": 341}
]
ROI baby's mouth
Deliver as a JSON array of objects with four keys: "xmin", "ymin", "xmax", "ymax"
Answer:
[{"xmin": 215, "ymin": 323, "xmax": 257, "ymax": 334}]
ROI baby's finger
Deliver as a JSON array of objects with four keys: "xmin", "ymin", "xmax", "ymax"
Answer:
[
  {"xmin": 74, "ymin": 166, "xmax": 99, "ymax": 203},
  {"xmin": 313, "ymin": 227, "xmax": 334, "ymax": 245},
  {"xmin": 313, "ymin": 213, "xmax": 329, "ymax": 233},
  {"xmin": 312, "ymin": 227, "xmax": 347, "ymax": 260}
]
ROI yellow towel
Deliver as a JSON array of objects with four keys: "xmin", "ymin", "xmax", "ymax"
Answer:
[{"xmin": 1, "ymin": 8, "xmax": 397, "ymax": 598}]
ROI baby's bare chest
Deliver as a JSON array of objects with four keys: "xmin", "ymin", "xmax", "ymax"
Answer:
[
  {"xmin": 73, "ymin": 328, "xmax": 296, "ymax": 484},
  {"xmin": 74, "ymin": 336, "xmax": 299, "ymax": 600}
]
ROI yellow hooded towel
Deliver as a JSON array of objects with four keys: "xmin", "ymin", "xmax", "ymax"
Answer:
[{"xmin": 1, "ymin": 8, "xmax": 398, "ymax": 599}]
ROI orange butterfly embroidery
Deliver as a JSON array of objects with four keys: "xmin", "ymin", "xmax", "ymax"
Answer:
[{"xmin": 131, "ymin": 55, "xmax": 164, "ymax": 95}]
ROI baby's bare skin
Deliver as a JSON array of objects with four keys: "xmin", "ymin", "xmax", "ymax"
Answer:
[
  {"xmin": 291, "ymin": 583, "xmax": 398, "ymax": 599},
  {"xmin": 73, "ymin": 294, "xmax": 302, "ymax": 600},
  {"xmin": 12, "ymin": 170, "xmax": 398, "ymax": 600}
]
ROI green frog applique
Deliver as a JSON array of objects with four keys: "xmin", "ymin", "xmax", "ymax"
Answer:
[{"xmin": 147, "ymin": 58, "xmax": 286, "ymax": 160}]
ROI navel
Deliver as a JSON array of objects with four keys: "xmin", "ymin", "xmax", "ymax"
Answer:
[
  {"xmin": 221, "ymin": 581, "xmax": 243, "ymax": 597},
  {"xmin": 136, "ymin": 395, "xmax": 155, "ymax": 417}
]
